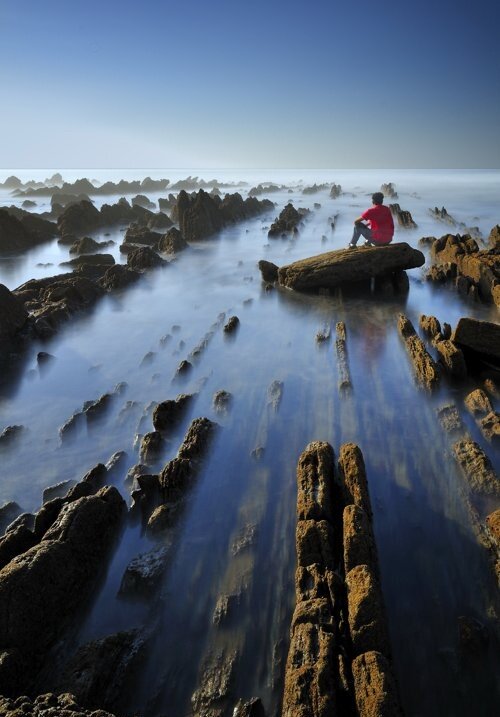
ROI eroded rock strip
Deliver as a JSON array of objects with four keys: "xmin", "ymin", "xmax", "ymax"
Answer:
[
  {"xmin": 335, "ymin": 321, "xmax": 352, "ymax": 394},
  {"xmin": 397, "ymin": 314, "xmax": 440, "ymax": 390},
  {"xmin": 0, "ymin": 487, "xmax": 125, "ymax": 688},
  {"xmin": 282, "ymin": 441, "xmax": 403, "ymax": 717}
]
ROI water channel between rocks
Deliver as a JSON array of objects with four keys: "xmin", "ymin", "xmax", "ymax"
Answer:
[{"xmin": 0, "ymin": 169, "xmax": 499, "ymax": 717}]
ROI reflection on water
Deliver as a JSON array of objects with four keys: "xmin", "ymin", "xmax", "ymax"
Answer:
[{"xmin": 0, "ymin": 170, "xmax": 499, "ymax": 716}]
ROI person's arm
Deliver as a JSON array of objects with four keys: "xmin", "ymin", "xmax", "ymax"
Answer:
[
  {"xmin": 354, "ymin": 215, "xmax": 365, "ymax": 225},
  {"xmin": 355, "ymin": 207, "xmax": 372, "ymax": 225}
]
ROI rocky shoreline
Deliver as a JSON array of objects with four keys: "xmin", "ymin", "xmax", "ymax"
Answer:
[{"xmin": 0, "ymin": 175, "xmax": 499, "ymax": 716}]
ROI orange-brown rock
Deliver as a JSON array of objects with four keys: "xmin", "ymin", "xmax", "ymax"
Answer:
[
  {"xmin": 346, "ymin": 564, "xmax": 390, "ymax": 658},
  {"xmin": 434, "ymin": 339, "xmax": 467, "ymax": 379},
  {"xmin": 337, "ymin": 443, "xmax": 372, "ymax": 517},
  {"xmin": 464, "ymin": 388, "xmax": 493, "ymax": 417},
  {"xmin": 282, "ymin": 622, "xmax": 338, "ymax": 717},
  {"xmin": 478, "ymin": 411, "xmax": 500, "ymax": 446},
  {"xmin": 343, "ymin": 505, "xmax": 377, "ymax": 575},
  {"xmin": 452, "ymin": 439, "xmax": 500, "ymax": 498},
  {"xmin": 419, "ymin": 314, "xmax": 441, "ymax": 339},
  {"xmin": 278, "ymin": 243, "xmax": 424, "ymax": 292},
  {"xmin": 296, "ymin": 519, "xmax": 335, "ymax": 570},
  {"xmin": 296, "ymin": 441, "xmax": 335, "ymax": 521},
  {"xmin": 397, "ymin": 314, "xmax": 440, "ymax": 390},
  {"xmin": 351, "ymin": 651, "xmax": 403, "ymax": 717},
  {"xmin": 295, "ymin": 564, "xmax": 340, "ymax": 605}
]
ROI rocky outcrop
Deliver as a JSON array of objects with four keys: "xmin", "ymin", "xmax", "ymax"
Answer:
[
  {"xmin": 57, "ymin": 200, "xmax": 101, "ymax": 238},
  {"xmin": 381, "ymin": 183, "xmax": 397, "ymax": 199},
  {"xmin": 452, "ymin": 318, "xmax": 500, "ymax": 365},
  {"xmin": 0, "ymin": 693, "xmax": 117, "ymax": 716},
  {"xmin": 335, "ymin": 321, "xmax": 352, "ymax": 393},
  {"xmin": 14, "ymin": 274, "xmax": 104, "ymax": 338},
  {"xmin": 248, "ymin": 183, "xmax": 282, "ymax": 196},
  {"xmin": 277, "ymin": 243, "xmax": 424, "ymax": 292},
  {"xmin": 0, "ymin": 284, "xmax": 29, "ymax": 359},
  {"xmin": 177, "ymin": 189, "xmax": 273, "ymax": 242},
  {"xmin": 55, "ymin": 628, "xmax": 149, "ymax": 714},
  {"xmin": 397, "ymin": 314, "xmax": 440, "ymax": 390},
  {"xmin": 119, "ymin": 545, "xmax": 170, "ymax": 597},
  {"xmin": 0, "ymin": 487, "xmax": 125, "ymax": 682},
  {"xmin": 223, "ymin": 315, "xmax": 239, "ymax": 333},
  {"xmin": 452, "ymin": 440, "xmax": 499, "ymax": 497},
  {"xmin": 98, "ymin": 264, "xmax": 141, "ymax": 291},
  {"xmin": 69, "ymin": 236, "xmax": 113, "ymax": 254},
  {"xmin": 330, "ymin": 184, "xmax": 342, "ymax": 198},
  {"xmin": 282, "ymin": 441, "xmax": 402, "ymax": 717},
  {"xmin": 268, "ymin": 203, "xmax": 307, "ymax": 238},
  {"xmin": 427, "ymin": 234, "xmax": 500, "ymax": 305},
  {"xmin": 61, "ymin": 253, "xmax": 115, "ymax": 268},
  {"xmin": 352, "ymin": 651, "xmax": 403, "ymax": 717},
  {"xmin": 389, "ymin": 204, "xmax": 417, "ymax": 228},
  {"xmin": 488, "ymin": 225, "xmax": 500, "ymax": 250},
  {"xmin": 126, "ymin": 246, "xmax": 166, "ymax": 271},
  {"xmin": 0, "ymin": 208, "xmax": 58, "ymax": 254},
  {"xmin": 157, "ymin": 227, "xmax": 188, "ymax": 254},
  {"xmin": 258, "ymin": 260, "xmax": 279, "ymax": 282},
  {"xmin": 302, "ymin": 183, "xmax": 329, "ymax": 194},
  {"xmin": 124, "ymin": 224, "xmax": 162, "ymax": 246},
  {"xmin": 131, "ymin": 194, "xmax": 155, "ymax": 209},
  {"xmin": 152, "ymin": 393, "xmax": 194, "ymax": 433}
]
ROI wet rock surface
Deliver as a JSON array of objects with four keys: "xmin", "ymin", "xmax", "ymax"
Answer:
[
  {"xmin": 55, "ymin": 628, "xmax": 150, "ymax": 714},
  {"xmin": 0, "ymin": 208, "xmax": 59, "ymax": 254},
  {"xmin": 268, "ymin": 203, "xmax": 306, "ymax": 238},
  {"xmin": 177, "ymin": 189, "xmax": 273, "ymax": 242},
  {"xmin": 452, "ymin": 317, "xmax": 500, "ymax": 365},
  {"xmin": 0, "ymin": 693, "xmax": 117, "ymax": 716},
  {"xmin": 397, "ymin": 314, "xmax": 440, "ymax": 390},
  {"xmin": 0, "ymin": 486, "xmax": 125, "ymax": 682},
  {"xmin": 277, "ymin": 243, "xmax": 424, "ymax": 292},
  {"xmin": 282, "ymin": 441, "xmax": 402, "ymax": 717},
  {"xmin": 157, "ymin": 227, "xmax": 188, "ymax": 254}
]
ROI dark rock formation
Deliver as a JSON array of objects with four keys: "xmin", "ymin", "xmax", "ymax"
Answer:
[
  {"xmin": 258, "ymin": 259, "xmax": 278, "ymax": 282},
  {"xmin": 61, "ymin": 253, "xmax": 115, "ymax": 268},
  {"xmin": 277, "ymin": 243, "xmax": 424, "ymax": 293},
  {"xmin": 0, "ymin": 487, "xmax": 125, "ymax": 682},
  {"xmin": 57, "ymin": 200, "xmax": 101, "ymax": 238},
  {"xmin": 152, "ymin": 393, "xmax": 194, "ymax": 433},
  {"xmin": 177, "ymin": 189, "xmax": 273, "ymax": 242},
  {"xmin": 268, "ymin": 203, "xmax": 306, "ymax": 238},
  {"xmin": 55, "ymin": 628, "xmax": 149, "ymax": 714},
  {"xmin": 248, "ymin": 183, "xmax": 282, "ymax": 196},
  {"xmin": 434, "ymin": 340, "xmax": 467, "ymax": 379},
  {"xmin": 389, "ymin": 203, "xmax": 417, "ymax": 228},
  {"xmin": 69, "ymin": 236, "xmax": 112, "ymax": 254},
  {"xmin": 124, "ymin": 224, "xmax": 162, "ymax": 246},
  {"xmin": 157, "ymin": 227, "xmax": 188, "ymax": 254},
  {"xmin": 330, "ymin": 184, "xmax": 342, "ymax": 198},
  {"xmin": 98, "ymin": 264, "xmax": 141, "ymax": 290},
  {"xmin": 302, "ymin": 183, "xmax": 329, "ymax": 194},
  {"xmin": 0, "ymin": 284, "xmax": 29, "ymax": 360},
  {"xmin": 213, "ymin": 390, "xmax": 232, "ymax": 414},
  {"xmin": 0, "ymin": 693, "xmax": 117, "ymax": 716},
  {"xmin": 0, "ymin": 209, "xmax": 58, "ymax": 254},
  {"xmin": 119, "ymin": 545, "xmax": 169, "ymax": 597},
  {"xmin": 335, "ymin": 321, "xmax": 352, "ymax": 393},
  {"xmin": 0, "ymin": 425, "xmax": 24, "ymax": 445},
  {"xmin": 131, "ymin": 194, "xmax": 155, "ymax": 209},
  {"xmin": 381, "ymin": 183, "xmax": 398, "ymax": 199},
  {"xmin": 0, "ymin": 502, "xmax": 23, "ymax": 534},
  {"xmin": 223, "ymin": 315, "xmax": 239, "ymax": 333},
  {"xmin": 127, "ymin": 246, "xmax": 166, "ymax": 271},
  {"xmin": 452, "ymin": 318, "xmax": 500, "ymax": 365}
]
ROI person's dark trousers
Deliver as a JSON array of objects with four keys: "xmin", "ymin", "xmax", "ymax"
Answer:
[{"xmin": 350, "ymin": 222, "xmax": 373, "ymax": 247}]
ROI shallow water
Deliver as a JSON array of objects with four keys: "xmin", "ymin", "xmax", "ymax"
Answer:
[{"xmin": 0, "ymin": 169, "xmax": 499, "ymax": 716}]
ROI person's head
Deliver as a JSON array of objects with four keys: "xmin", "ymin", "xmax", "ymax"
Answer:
[{"xmin": 372, "ymin": 192, "xmax": 384, "ymax": 205}]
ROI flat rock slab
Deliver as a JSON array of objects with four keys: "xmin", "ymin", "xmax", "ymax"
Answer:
[{"xmin": 277, "ymin": 242, "xmax": 424, "ymax": 292}]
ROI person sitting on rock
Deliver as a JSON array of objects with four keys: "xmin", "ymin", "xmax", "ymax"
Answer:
[{"xmin": 348, "ymin": 192, "xmax": 394, "ymax": 248}]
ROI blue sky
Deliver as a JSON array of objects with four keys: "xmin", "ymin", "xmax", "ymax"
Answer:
[{"xmin": 1, "ymin": 0, "xmax": 499, "ymax": 168}]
